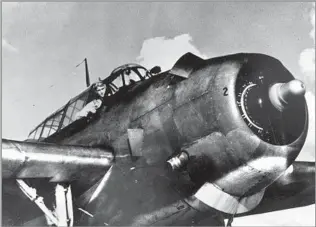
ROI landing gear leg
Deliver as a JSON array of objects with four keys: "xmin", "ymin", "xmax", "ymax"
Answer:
[
  {"xmin": 55, "ymin": 184, "xmax": 74, "ymax": 226},
  {"xmin": 16, "ymin": 180, "xmax": 74, "ymax": 226},
  {"xmin": 224, "ymin": 215, "xmax": 234, "ymax": 227}
]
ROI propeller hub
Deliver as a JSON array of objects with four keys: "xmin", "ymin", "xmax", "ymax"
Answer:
[{"xmin": 269, "ymin": 79, "xmax": 306, "ymax": 111}]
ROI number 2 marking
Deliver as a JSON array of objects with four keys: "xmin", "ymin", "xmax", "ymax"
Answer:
[{"xmin": 223, "ymin": 87, "xmax": 228, "ymax": 96}]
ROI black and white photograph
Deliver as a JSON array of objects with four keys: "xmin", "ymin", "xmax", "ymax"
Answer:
[{"xmin": 2, "ymin": 2, "xmax": 315, "ymax": 226}]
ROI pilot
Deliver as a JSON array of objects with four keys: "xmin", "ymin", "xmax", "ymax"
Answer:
[
  {"xmin": 95, "ymin": 81, "xmax": 107, "ymax": 97},
  {"xmin": 75, "ymin": 82, "xmax": 107, "ymax": 121},
  {"xmin": 124, "ymin": 68, "xmax": 136, "ymax": 86}
]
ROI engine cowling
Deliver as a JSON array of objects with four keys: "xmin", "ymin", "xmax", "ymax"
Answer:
[{"xmin": 167, "ymin": 53, "xmax": 308, "ymax": 214}]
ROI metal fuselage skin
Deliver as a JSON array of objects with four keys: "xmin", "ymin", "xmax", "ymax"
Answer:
[
  {"xmin": 3, "ymin": 53, "xmax": 308, "ymax": 226},
  {"xmin": 42, "ymin": 53, "xmax": 307, "ymax": 225}
]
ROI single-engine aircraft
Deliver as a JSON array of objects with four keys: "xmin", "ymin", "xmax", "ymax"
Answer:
[{"xmin": 2, "ymin": 52, "xmax": 315, "ymax": 226}]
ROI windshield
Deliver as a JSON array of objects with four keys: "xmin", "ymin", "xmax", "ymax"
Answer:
[{"xmin": 105, "ymin": 64, "xmax": 152, "ymax": 95}]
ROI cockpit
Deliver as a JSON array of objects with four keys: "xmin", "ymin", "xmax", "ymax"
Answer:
[
  {"xmin": 103, "ymin": 63, "xmax": 153, "ymax": 96},
  {"xmin": 26, "ymin": 63, "xmax": 159, "ymax": 142}
]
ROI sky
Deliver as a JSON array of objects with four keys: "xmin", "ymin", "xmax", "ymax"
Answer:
[{"xmin": 2, "ymin": 2, "xmax": 315, "ymax": 226}]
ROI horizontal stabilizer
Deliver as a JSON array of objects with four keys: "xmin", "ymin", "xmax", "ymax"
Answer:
[{"xmin": 2, "ymin": 139, "xmax": 114, "ymax": 182}]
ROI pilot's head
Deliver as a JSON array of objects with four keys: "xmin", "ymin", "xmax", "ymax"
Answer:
[
  {"xmin": 124, "ymin": 68, "xmax": 131, "ymax": 76},
  {"xmin": 93, "ymin": 82, "xmax": 106, "ymax": 98}
]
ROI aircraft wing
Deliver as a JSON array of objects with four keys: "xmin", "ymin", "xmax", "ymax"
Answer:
[
  {"xmin": 78, "ymin": 160, "xmax": 315, "ymax": 226},
  {"xmin": 2, "ymin": 137, "xmax": 315, "ymax": 226},
  {"xmin": 237, "ymin": 161, "xmax": 315, "ymax": 217},
  {"xmin": 2, "ymin": 138, "xmax": 226, "ymax": 226},
  {"xmin": 73, "ymin": 161, "xmax": 227, "ymax": 226},
  {"xmin": 2, "ymin": 138, "xmax": 113, "ymax": 182},
  {"xmin": 2, "ymin": 138, "xmax": 115, "ymax": 226}
]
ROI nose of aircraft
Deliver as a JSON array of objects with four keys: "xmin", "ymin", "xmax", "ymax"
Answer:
[{"xmin": 166, "ymin": 54, "xmax": 309, "ymax": 203}]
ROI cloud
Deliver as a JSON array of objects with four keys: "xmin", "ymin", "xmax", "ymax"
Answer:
[
  {"xmin": 297, "ymin": 91, "xmax": 315, "ymax": 161},
  {"xmin": 298, "ymin": 4, "xmax": 315, "ymax": 90},
  {"xmin": 2, "ymin": 39, "xmax": 18, "ymax": 53},
  {"xmin": 137, "ymin": 34, "xmax": 207, "ymax": 71},
  {"xmin": 310, "ymin": 3, "xmax": 315, "ymax": 44},
  {"xmin": 297, "ymin": 3, "xmax": 315, "ymax": 161},
  {"xmin": 299, "ymin": 48, "xmax": 315, "ymax": 74}
]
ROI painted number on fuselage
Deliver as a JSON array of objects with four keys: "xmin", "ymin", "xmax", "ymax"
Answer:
[{"xmin": 223, "ymin": 87, "xmax": 228, "ymax": 96}]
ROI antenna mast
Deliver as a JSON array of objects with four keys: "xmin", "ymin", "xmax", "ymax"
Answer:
[{"xmin": 84, "ymin": 58, "xmax": 91, "ymax": 87}]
